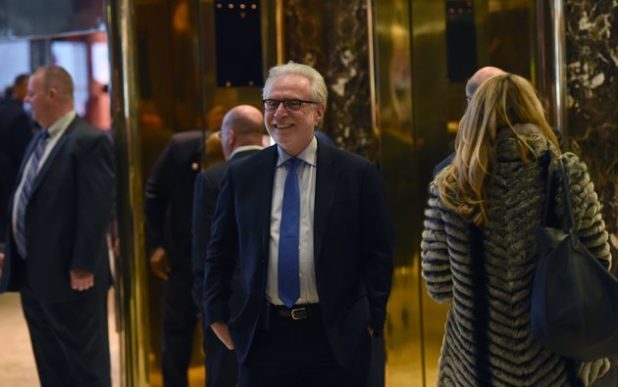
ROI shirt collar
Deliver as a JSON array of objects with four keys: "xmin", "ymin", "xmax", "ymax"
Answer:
[
  {"xmin": 277, "ymin": 136, "xmax": 317, "ymax": 168},
  {"xmin": 47, "ymin": 110, "xmax": 76, "ymax": 139},
  {"xmin": 229, "ymin": 145, "xmax": 263, "ymax": 159}
]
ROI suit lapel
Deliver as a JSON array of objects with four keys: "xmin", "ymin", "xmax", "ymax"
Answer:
[
  {"xmin": 313, "ymin": 143, "xmax": 338, "ymax": 264},
  {"xmin": 30, "ymin": 117, "xmax": 77, "ymax": 195}
]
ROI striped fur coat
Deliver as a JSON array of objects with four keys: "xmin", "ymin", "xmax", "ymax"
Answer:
[{"xmin": 421, "ymin": 124, "xmax": 612, "ymax": 386}]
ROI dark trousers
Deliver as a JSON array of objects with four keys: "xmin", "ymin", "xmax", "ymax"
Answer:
[
  {"xmin": 162, "ymin": 271, "xmax": 199, "ymax": 387},
  {"xmin": 239, "ymin": 305, "xmax": 370, "ymax": 387},
  {"xmin": 366, "ymin": 336, "xmax": 385, "ymax": 387},
  {"xmin": 204, "ymin": 323, "xmax": 239, "ymax": 387},
  {"xmin": 20, "ymin": 286, "xmax": 111, "ymax": 387}
]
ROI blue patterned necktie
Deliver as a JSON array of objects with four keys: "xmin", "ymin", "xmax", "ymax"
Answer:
[
  {"xmin": 15, "ymin": 129, "xmax": 49, "ymax": 258},
  {"xmin": 278, "ymin": 157, "xmax": 301, "ymax": 308}
]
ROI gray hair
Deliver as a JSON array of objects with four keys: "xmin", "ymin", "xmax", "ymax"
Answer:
[{"xmin": 263, "ymin": 61, "xmax": 328, "ymax": 107}]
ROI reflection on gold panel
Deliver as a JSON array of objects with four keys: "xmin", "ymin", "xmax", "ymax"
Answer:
[
  {"xmin": 374, "ymin": 1, "xmax": 540, "ymax": 385},
  {"xmin": 373, "ymin": 1, "xmax": 425, "ymax": 385},
  {"xmin": 107, "ymin": 0, "xmax": 151, "ymax": 385},
  {"xmin": 409, "ymin": 2, "xmax": 452, "ymax": 384}
]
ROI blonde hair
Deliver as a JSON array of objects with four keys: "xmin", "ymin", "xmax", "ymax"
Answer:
[
  {"xmin": 435, "ymin": 73, "xmax": 560, "ymax": 226},
  {"xmin": 205, "ymin": 131, "xmax": 225, "ymax": 166}
]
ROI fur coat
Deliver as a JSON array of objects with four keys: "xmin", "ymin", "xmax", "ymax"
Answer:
[{"xmin": 421, "ymin": 124, "xmax": 611, "ymax": 386}]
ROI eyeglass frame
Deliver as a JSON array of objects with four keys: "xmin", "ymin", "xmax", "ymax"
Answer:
[{"xmin": 262, "ymin": 99, "xmax": 320, "ymax": 112}]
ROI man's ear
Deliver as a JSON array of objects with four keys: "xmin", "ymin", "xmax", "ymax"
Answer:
[
  {"xmin": 47, "ymin": 87, "xmax": 57, "ymax": 99},
  {"xmin": 314, "ymin": 104, "xmax": 325, "ymax": 126},
  {"xmin": 228, "ymin": 130, "xmax": 237, "ymax": 147}
]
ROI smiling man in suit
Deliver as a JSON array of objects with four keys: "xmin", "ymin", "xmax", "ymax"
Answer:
[
  {"xmin": 0, "ymin": 65, "xmax": 115, "ymax": 386},
  {"xmin": 203, "ymin": 62, "xmax": 394, "ymax": 387}
]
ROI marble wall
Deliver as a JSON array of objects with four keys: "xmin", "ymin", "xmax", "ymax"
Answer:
[
  {"xmin": 565, "ymin": 0, "xmax": 617, "ymax": 269},
  {"xmin": 565, "ymin": 1, "xmax": 618, "ymax": 383},
  {"xmin": 283, "ymin": 0, "xmax": 378, "ymax": 160}
]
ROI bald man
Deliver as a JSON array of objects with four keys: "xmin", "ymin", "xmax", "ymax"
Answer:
[
  {"xmin": 465, "ymin": 66, "xmax": 505, "ymax": 99},
  {"xmin": 433, "ymin": 66, "xmax": 505, "ymax": 175},
  {"xmin": 192, "ymin": 105, "xmax": 265, "ymax": 387},
  {"xmin": 0, "ymin": 65, "xmax": 115, "ymax": 386}
]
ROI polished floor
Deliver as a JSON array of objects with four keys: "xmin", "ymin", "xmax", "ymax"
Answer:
[
  {"xmin": 0, "ymin": 291, "xmax": 120, "ymax": 386},
  {"xmin": 0, "ymin": 288, "xmax": 206, "ymax": 387},
  {"xmin": 2, "ymin": 287, "xmax": 615, "ymax": 386}
]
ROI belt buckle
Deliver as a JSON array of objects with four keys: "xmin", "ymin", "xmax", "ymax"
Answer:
[{"xmin": 290, "ymin": 306, "xmax": 308, "ymax": 320}]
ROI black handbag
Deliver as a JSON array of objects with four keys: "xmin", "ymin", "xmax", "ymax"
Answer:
[{"xmin": 530, "ymin": 155, "xmax": 618, "ymax": 361}]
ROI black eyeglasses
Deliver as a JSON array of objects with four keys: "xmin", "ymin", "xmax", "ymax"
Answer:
[{"xmin": 263, "ymin": 99, "xmax": 319, "ymax": 112}]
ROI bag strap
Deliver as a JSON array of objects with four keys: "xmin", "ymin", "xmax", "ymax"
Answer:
[
  {"xmin": 541, "ymin": 151, "xmax": 557, "ymax": 227},
  {"xmin": 556, "ymin": 158, "xmax": 577, "ymax": 233}
]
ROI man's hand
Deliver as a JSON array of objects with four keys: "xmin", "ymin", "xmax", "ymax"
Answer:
[
  {"xmin": 211, "ymin": 322, "xmax": 235, "ymax": 350},
  {"xmin": 149, "ymin": 247, "xmax": 170, "ymax": 280},
  {"xmin": 70, "ymin": 270, "xmax": 94, "ymax": 291},
  {"xmin": 367, "ymin": 326, "xmax": 375, "ymax": 337}
]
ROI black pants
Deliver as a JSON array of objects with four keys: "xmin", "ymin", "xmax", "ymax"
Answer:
[
  {"xmin": 203, "ymin": 323, "xmax": 239, "ymax": 387},
  {"xmin": 239, "ymin": 305, "xmax": 370, "ymax": 387},
  {"xmin": 20, "ymin": 287, "xmax": 111, "ymax": 387},
  {"xmin": 162, "ymin": 271, "xmax": 198, "ymax": 387}
]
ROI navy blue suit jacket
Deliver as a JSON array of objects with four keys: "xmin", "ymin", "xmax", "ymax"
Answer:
[
  {"xmin": 1, "ymin": 116, "xmax": 115, "ymax": 302},
  {"xmin": 203, "ymin": 142, "xmax": 394, "ymax": 368},
  {"xmin": 144, "ymin": 131, "xmax": 203, "ymax": 272},
  {"xmin": 0, "ymin": 98, "xmax": 33, "ymax": 237}
]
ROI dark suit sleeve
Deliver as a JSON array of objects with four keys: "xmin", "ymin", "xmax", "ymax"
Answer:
[
  {"xmin": 202, "ymin": 170, "xmax": 238, "ymax": 325},
  {"xmin": 191, "ymin": 171, "xmax": 219, "ymax": 307},
  {"xmin": 72, "ymin": 132, "xmax": 115, "ymax": 272},
  {"xmin": 9, "ymin": 110, "xmax": 33, "ymax": 165},
  {"xmin": 144, "ymin": 142, "xmax": 174, "ymax": 250},
  {"xmin": 360, "ymin": 163, "xmax": 394, "ymax": 336}
]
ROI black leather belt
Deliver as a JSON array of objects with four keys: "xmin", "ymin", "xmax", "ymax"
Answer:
[{"xmin": 271, "ymin": 304, "xmax": 318, "ymax": 320}]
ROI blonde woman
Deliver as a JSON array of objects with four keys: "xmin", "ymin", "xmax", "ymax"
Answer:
[{"xmin": 421, "ymin": 73, "xmax": 611, "ymax": 386}]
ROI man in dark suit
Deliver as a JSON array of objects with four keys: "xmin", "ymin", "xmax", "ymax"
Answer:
[
  {"xmin": 0, "ymin": 65, "xmax": 115, "ymax": 386},
  {"xmin": 192, "ymin": 104, "xmax": 265, "ymax": 387},
  {"xmin": 0, "ymin": 73, "xmax": 33, "ymax": 238},
  {"xmin": 203, "ymin": 63, "xmax": 394, "ymax": 387},
  {"xmin": 433, "ymin": 66, "xmax": 506, "ymax": 176},
  {"xmin": 144, "ymin": 130, "xmax": 207, "ymax": 387}
]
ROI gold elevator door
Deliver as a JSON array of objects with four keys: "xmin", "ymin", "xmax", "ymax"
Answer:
[{"xmin": 373, "ymin": 1, "xmax": 544, "ymax": 385}]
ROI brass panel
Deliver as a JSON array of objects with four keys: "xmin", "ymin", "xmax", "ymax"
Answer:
[
  {"xmin": 114, "ymin": 1, "xmax": 275, "ymax": 384},
  {"xmin": 106, "ymin": 0, "xmax": 152, "ymax": 386},
  {"xmin": 372, "ymin": 0, "xmax": 424, "ymax": 385},
  {"xmin": 410, "ymin": 2, "xmax": 451, "ymax": 386},
  {"xmin": 374, "ymin": 1, "xmax": 542, "ymax": 386}
]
